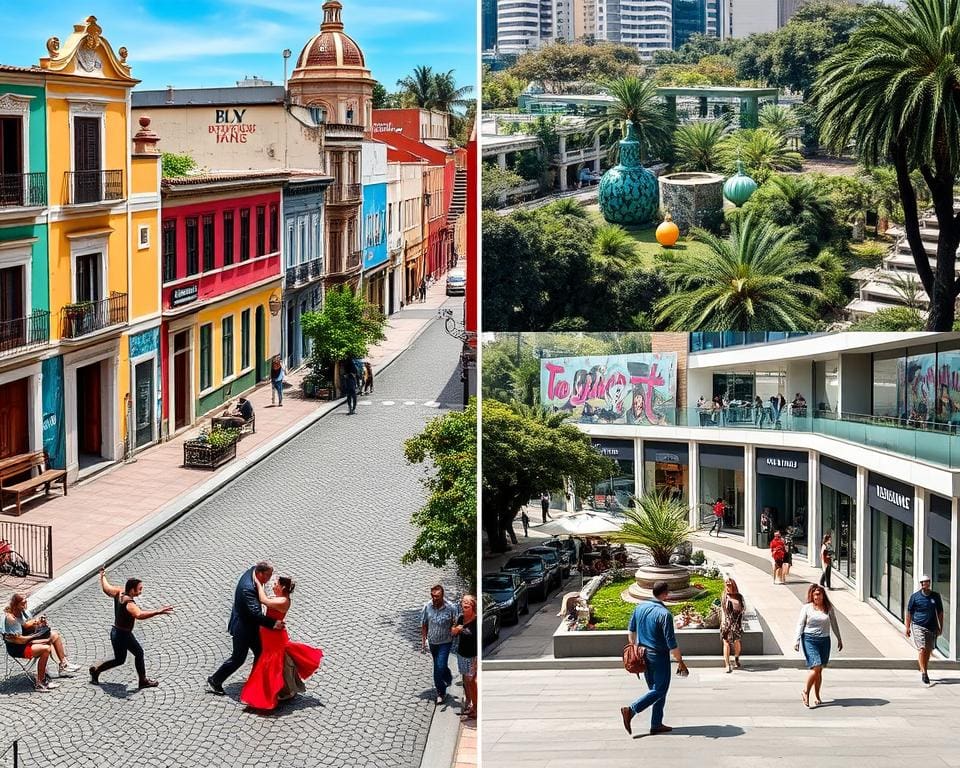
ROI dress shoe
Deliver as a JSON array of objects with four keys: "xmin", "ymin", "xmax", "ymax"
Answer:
[
  {"xmin": 620, "ymin": 706, "xmax": 633, "ymax": 734},
  {"xmin": 138, "ymin": 678, "xmax": 159, "ymax": 689},
  {"xmin": 89, "ymin": 666, "xmax": 99, "ymax": 685},
  {"xmin": 206, "ymin": 676, "xmax": 225, "ymax": 695},
  {"xmin": 649, "ymin": 725, "xmax": 673, "ymax": 735}
]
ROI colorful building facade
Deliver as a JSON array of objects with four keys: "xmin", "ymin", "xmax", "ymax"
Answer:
[{"xmin": 361, "ymin": 140, "xmax": 388, "ymax": 314}]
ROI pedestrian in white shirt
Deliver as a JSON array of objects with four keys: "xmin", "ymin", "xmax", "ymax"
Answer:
[{"xmin": 795, "ymin": 584, "xmax": 843, "ymax": 708}]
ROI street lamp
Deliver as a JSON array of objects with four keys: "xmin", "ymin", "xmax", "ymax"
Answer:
[
  {"xmin": 268, "ymin": 292, "xmax": 282, "ymax": 316},
  {"xmin": 282, "ymin": 48, "xmax": 292, "ymax": 89}
]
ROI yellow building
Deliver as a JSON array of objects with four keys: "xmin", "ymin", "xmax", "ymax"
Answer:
[{"xmin": 40, "ymin": 16, "xmax": 161, "ymax": 480}]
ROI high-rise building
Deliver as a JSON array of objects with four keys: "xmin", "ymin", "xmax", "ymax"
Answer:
[
  {"xmin": 483, "ymin": 0, "xmax": 499, "ymax": 50},
  {"xmin": 496, "ymin": 0, "xmax": 546, "ymax": 53}
]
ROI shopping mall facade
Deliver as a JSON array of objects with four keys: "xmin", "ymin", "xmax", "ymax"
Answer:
[{"xmin": 542, "ymin": 332, "xmax": 960, "ymax": 658}]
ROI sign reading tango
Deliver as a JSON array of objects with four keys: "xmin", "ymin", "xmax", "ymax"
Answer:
[
  {"xmin": 540, "ymin": 353, "xmax": 677, "ymax": 425},
  {"xmin": 876, "ymin": 484, "xmax": 911, "ymax": 511},
  {"xmin": 209, "ymin": 109, "xmax": 256, "ymax": 143}
]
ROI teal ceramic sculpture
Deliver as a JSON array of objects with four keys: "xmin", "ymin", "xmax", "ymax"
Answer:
[
  {"xmin": 723, "ymin": 160, "xmax": 758, "ymax": 207},
  {"xmin": 598, "ymin": 123, "xmax": 659, "ymax": 226}
]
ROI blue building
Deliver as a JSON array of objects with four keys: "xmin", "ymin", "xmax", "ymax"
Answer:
[{"xmin": 361, "ymin": 142, "xmax": 389, "ymax": 314}]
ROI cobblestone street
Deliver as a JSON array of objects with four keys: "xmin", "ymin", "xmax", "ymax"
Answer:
[{"xmin": 0, "ymin": 304, "xmax": 467, "ymax": 768}]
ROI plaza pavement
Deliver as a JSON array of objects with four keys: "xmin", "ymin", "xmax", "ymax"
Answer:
[{"xmin": 0, "ymin": 295, "xmax": 468, "ymax": 767}]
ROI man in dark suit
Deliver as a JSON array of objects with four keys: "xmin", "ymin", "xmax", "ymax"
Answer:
[{"xmin": 206, "ymin": 561, "xmax": 282, "ymax": 695}]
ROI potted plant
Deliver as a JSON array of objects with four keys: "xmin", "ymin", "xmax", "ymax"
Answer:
[{"xmin": 183, "ymin": 426, "xmax": 240, "ymax": 469}]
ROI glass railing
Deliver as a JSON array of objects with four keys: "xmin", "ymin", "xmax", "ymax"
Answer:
[
  {"xmin": 689, "ymin": 331, "xmax": 815, "ymax": 352},
  {"xmin": 652, "ymin": 406, "xmax": 960, "ymax": 468}
]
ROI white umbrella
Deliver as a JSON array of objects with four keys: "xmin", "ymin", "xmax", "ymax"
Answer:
[{"xmin": 537, "ymin": 511, "xmax": 622, "ymax": 537}]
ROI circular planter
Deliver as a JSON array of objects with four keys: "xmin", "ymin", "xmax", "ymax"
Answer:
[
  {"xmin": 658, "ymin": 172, "xmax": 725, "ymax": 234},
  {"xmin": 621, "ymin": 564, "xmax": 706, "ymax": 604}
]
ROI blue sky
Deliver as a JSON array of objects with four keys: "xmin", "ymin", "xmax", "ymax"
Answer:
[{"xmin": 2, "ymin": 0, "xmax": 477, "ymax": 93}]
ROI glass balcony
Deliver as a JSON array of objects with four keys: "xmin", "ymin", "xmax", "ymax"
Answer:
[{"xmin": 689, "ymin": 331, "xmax": 815, "ymax": 352}]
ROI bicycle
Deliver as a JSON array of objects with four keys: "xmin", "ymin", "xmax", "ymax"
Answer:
[{"xmin": 0, "ymin": 539, "xmax": 30, "ymax": 588}]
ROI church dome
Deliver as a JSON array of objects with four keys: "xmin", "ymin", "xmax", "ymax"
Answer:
[{"xmin": 296, "ymin": 1, "xmax": 366, "ymax": 70}]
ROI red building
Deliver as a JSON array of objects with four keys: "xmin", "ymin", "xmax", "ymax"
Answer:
[{"xmin": 158, "ymin": 172, "xmax": 287, "ymax": 436}]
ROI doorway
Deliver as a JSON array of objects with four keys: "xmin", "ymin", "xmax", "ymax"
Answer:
[
  {"xmin": 0, "ymin": 378, "xmax": 28, "ymax": 459},
  {"xmin": 173, "ymin": 330, "xmax": 191, "ymax": 431},
  {"xmin": 133, "ymin": 359, "xmax": 154, "ymax": 449},
  {"xmin": 0, "ymin": 116, "xmax": 23, "ymax": 206},
  {"xmin": 73, "ymin": 116, "xmax": 102, "ymax": 204},
  {"xmin": 76, "ymin": 361, "xmax": 103, "ymax": 465},
  {"xmin": 255, "ymin": 306, "xmax": 265, "ymax": 382}
]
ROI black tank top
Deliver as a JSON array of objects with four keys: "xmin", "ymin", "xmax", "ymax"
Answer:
[{"xmin": 114, "ymin": 594, "xmax": 136, "ymax": 631}]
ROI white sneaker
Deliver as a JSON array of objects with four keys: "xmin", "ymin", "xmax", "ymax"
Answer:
[
  {"xmin": 35, "ymin": 680, "xmax": 59, "ymax": 691},
  {"xmin": 59, "ymin": 661, "xmax": 81, "ymax": 674}
]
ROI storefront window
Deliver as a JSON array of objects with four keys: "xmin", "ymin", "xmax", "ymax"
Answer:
[
  {"xmin": 755, "ymin": 449, "xmax": 808, "ymax": 555},
  {"xmin": 934, "ymin": 342, "xmax": 960, "ymax": 429},
  {"xmin": 873, "ymin": 352, "xmax": 900, "ymax": 418},
  {"xmin": 642, "ymin": 442, "xmax": 689, "ymax": 504},
  {"xmin": 821, "ymin": 486, "xmax": 856, "ymax": 582},
  {"xmin": 711, "ymin": 372, "xmax": 754, "ymax": 404},
  {"xmin": 591, "ymin": 439, "xmax": 635, "ymax": 513},
  {"xmin": 932, "ymin": 540, "xmax": 951, "ymax": 656},
  {"xmin": 814, "ymin": 359, "xmax": 839, "ymax": 415},
  {"xmin": 700, "ymin": 466, "xmax": 744, "ymax": 531},
  {"xmin": 871, "ymin": 510, "xmax": 914, "ymax": 622}
]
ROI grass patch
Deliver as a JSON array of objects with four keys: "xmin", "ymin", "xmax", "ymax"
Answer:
[
  {"xmin": 583, "ymin": 204, "xmax": 716, "ymax": 269},
  {"xmin": 590, "ymin": 575, "xmax": 727, "ymax": 631}
]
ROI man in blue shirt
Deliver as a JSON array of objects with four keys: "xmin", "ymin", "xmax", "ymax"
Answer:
[
  {"xmin": 620, "ymin": 581, "xmax": 689, "ymax": 735},
  {"xmin": 906, "ymin": 574, "xmax": 944, "ymax": 685}
]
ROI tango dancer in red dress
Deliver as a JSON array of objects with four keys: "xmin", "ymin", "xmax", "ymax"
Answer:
[{"xmin": 240, "ymin": 576, "xmax": 323, "ymax": 710}]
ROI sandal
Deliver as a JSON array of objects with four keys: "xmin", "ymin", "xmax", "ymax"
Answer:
[
  {"xmin": 734, "ymin": 658, "xmax": 742, "ymax": 669},
  {"xmin": 800, "ymin": 691, "xmax": 809, "ymax": 708}
]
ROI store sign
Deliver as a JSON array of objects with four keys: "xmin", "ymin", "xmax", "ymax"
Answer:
[
  {"xmin": 591, "ymin": 439, "xmax": 634, "ymax": 462},
  {"xmin": 209, "ymin": 109, "xmax": 256, "ymax": 143},
  {"xmin": 765, "ymin": 457, "xmax": 798, "ymax": 469},
  {"xmin": 656, "ymin": 452, "xmax": 681, "ymax": 463},
  {"xmin": 756, "ymin": 448, "xmax": 807, "ymax": 480},
  {"xmin": 170, "ymin": 283, "xmax": 198, "ymax": 308},
  {"xmin": 867, "ymin": 473, "xmax": 915, "ymax": 524},
  {"xmin": 875, "ymin": 485, "xmax": 911, "ymax": 511}
]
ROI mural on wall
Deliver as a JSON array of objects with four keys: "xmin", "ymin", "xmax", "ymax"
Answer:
[
  {"xmin": 41, "ymin": 356, "xmax": 65, "ymax": 469},
  {"xmin": 362, "ymin": 183, "xmax": 388, "ymax": 272},
  {"xmin": 540, "ymin": 353, "xmax": 678, "ymax": 425},
  {"xmin": 936, "ymin": 349, "xmax": 960, "ymax": 425},
  {"xmin": 897, "ymin": 350, "xmax": 960, "ymax": 426}
]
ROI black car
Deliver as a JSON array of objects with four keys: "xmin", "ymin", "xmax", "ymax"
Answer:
[
  {"xmin": 525, "ymin": 546, "xmax": 563, "ymax": 590},
  {"xmin": 481, "ymin": 593, "xmax": 501, "ymax": 644},
  {"xmin": 482, "ymin": 572, "xmax": 530, "ymax": 624},
  {"xmin": 539, "ymin": 539, "xmax": 574, "ymax": 577},
  {"xmin": 501, "ymin": 555, "xmax": 549, "ymax": 601}
]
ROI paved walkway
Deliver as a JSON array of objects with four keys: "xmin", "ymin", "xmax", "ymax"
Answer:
[
  {"xmin": 453, "ymin": 719, "xmax": 477, "ymax": 768},
  {"xmin": 3, "ymin": 281, "xmax": 454, "ymax": 598}
]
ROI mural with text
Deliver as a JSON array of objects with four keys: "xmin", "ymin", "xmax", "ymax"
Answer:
[{"xmin": 540, "ymin": 353, "xmax": 677, "ymax": 425}]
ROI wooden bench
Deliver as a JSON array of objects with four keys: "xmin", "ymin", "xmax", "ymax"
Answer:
[{"xmin": 0, "ymin": 451, "xmax": 67, "ymax": 516}]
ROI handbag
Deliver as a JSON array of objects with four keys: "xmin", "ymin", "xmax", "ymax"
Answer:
[{"xmin": 622, "ymin": 643, "xmax": 647, "ymax": 677}]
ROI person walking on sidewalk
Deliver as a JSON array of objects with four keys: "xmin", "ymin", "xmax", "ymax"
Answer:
[
  {"xmin": 362, "ymin": 361, "xmax": 374, "ymax": 395},
  {"xmin": 720, "ymin": 577, "xmax": 745, "ymax": 673},
  {"xmin": 540, "ymin": 492, "xmax": 551, "ymax": 524},
  {"xmin": 451, "ymin": 594, "xmax": 478, "ymax": 720},
  {"xmin": 795, "ymin": 584, "xmax": 842, "ymax": 708},
  {"xmin": 521, "ymin": 509, "xmax": 530, "ymax": 538},
  {"xmin": 781, "ymin": 533, "xmax": 794, "ymax": 583},
  {"xmin": 341, "ymin": 360, "xmax": 359, "ymax": 415},
  {"xmin": 770, "ymin": 531, "xmax": 787, "ymax": 584},
  {"xmin": 270, "ymin": 356, "xmax": 285, "ymax": 407},
  {"xmin": 906, "ymin": 574, "xmax": 944, "ymax": 685},
  {"xmin": 90, "ymin": 568, "xmax": 174, "ymax": 689},
  {"xmin": 708, "ymin": 497, "xmax": 725, "ymax": 537},
  {"xmin": 421, "ymin": 585, "xmax": 459, "ymax": 705},
  {"xmin": 419, "ymin": 277, "xmax": 427, "ymax": 303},
  {"xmin": 619, "ymin": 581, "xmax": 689, "ymax": 736},
  {"xmin": 819, "ymin": 534, "xmax": 834, "ymax": 590}
]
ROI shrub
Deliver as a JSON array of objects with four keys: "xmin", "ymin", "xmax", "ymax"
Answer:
[{"xmin": 690, "ymin": 549, "xmax": 706, "ymax": 565}]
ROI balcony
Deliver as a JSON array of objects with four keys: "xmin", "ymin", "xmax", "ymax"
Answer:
[
  {"xmin": 0, "ymin": 310, "xmax": 50, "ymax": 357},
  {"xmin": 648, "ymin": 407, "xmax": 960, "ymax": 469},
  {"xmin": 284, "ymin": 258, "xmax": 323, "ymax": 289},
  {"xmin": 64, "ymin": 169, "xmax": 124, "ymax": 206},
  {"xmin": 325, "ymin": 183, "xmax": 362, "ymax": 205},
  {"xmin": 59, "ymin": 292, "xmax": 128, "ymax": 339},
  {"xmin": 323, "ymin": 122, "xmax": 365, "ymax": 140},
  {"xmin": 388, "ymin": 232, "xmax": 404, "ymax": 253},
  {"xmin": 0, "ymin": 172, "xmax": 47, "ymax": 209},
  {"xmin": 348, "ymin": 249, "xmax": 362, "ymax": 270}
]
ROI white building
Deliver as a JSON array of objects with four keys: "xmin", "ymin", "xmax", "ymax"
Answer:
[{"xmin": 548, "ymin": 332, "xmax": 960, "ymax": 659}]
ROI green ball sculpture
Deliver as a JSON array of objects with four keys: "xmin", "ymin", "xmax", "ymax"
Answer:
[
  {"xmin": 598, "ymin": 123, "xmax": 659, "ymax": 226},
  {"xmin": 723, "ymin": 160, "xmax": 758, "ymax": 207}
]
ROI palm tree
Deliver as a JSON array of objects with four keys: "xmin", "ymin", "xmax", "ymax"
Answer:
[
  {"xmin": 718, "ymin": 129, "xmax": 803, "ymax": 183},
  {"xmin": 586, "ymin": 76, "xmax": 673, "ymax": 163},
  {"xmin": 510, "ymin": 401, "xmax": 570, "ymax": 427},
  {"xmin": 758, "ymin": 104, "xmax": 799, "ymax": 138},
  {"xmin": 880, "ymin": 272, "xmax": 924, "ymax": 311},
  {"xmin": 672, "ymin": 120, "xmax": 729, "ymax": 172},
  {"xmin": 813, "ymin": 0, "xmax": 960, "ymax": 330},
  {"xmin": 655, "ymin": 212, "xmax": 826, "ymax": 330},
  {"xmin": 762, "ymin": 174, "xmax": 835, "ymax": 248},
  {"xmin": 592, "ymin": 224, "xmax": 639, "ymax": 269},
  {"xmin": 607, "ymin": 491, "xmax": 692, "ymax": 567},
  {"xmin": 544, "ymin": 198, "xmax": 589, "ymax": 219},
  {"xmin": 396, "ymin": 65, "xmax": 435, "ymax": 108},
  {"xmin": 430, "ymin": 70, "xmax": 474, "ymax": 114}
]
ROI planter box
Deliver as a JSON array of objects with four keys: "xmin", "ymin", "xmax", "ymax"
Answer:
[
  {"xmin": 183, "ymin": 439, "xmax": 237, "ymax": 469},
  {"xmin": 302, "ymin": 382, "xmax": 334, "ymax": 400},
  {"xmin": 553, "ymin": 614, "xmax": 764, "ymax": 658}
]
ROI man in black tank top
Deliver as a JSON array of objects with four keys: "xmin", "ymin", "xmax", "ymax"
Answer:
[{"xmin": 89, "ymin": 567, "xmax": 174, "ymax": 689}]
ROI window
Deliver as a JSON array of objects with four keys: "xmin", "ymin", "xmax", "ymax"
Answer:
[
  {"xmin": 223, "ymin": 210, "xmax": 235, "ymax": 266},
  {"xmin": 75, "ymin": 252, "xmax": 102, "ymax": 302},
  {"xmin": 256, "ymin": 205, "xmax": 266, "ymax": 257},
  {"xmin": 270, "ymin": 204, "xmax": 279, "ymax": 253},
  {"xmin": 138, "ymin": 225, "xmax": 150, "ymax": 250},
  {"xmin": 185, "ymin": 217, "xmax": 199, "ymax": 275},
  {"xmin": 241, "ymin": 309, "xmax": 250, "ymax": 370},
  {"xmin": 202, "ymin": 214, "xmax": 215, "ymax": 272},
  {"xmin": 240, "ymin": 209, "xmax": 250, "ymax": 261},
  {"xmin": 222, "ymin": 316, "xmax": 234, "ymax": 378},
  {"xmin": 286, "ymin": 217, "xmax": 297, "ymax": 269},
  {"xmin": 199, "ymin": 323, "xmax": 212, "ymax": 391},
  {"xmin": 161, "ymin": 220, "xmax": 176, "ymax": 283}
]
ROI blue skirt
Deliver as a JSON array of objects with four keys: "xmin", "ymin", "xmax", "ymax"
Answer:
[{"xmin": 802, "ymin": 634, "xmax": 831, "ymax": 668}]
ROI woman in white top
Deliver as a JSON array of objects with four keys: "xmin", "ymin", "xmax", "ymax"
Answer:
[{"xmin": 794, "ymin": 585, "xmax": 843, "ymax": 707}]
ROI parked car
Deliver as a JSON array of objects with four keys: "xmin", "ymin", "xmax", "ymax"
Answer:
[
  {"xmin": 501, "ymin": 555, "xmax": 549, "ymax": 602},
  {"xmin": 524, "ymin": 546, "xmax": 563, "ymax": 590},
  {"xmin": 481, "ymin": 593, "xmax": 501, "ymax": 644},
  {"xmin": 539, "ymin": 539, "xmax": 573, "ymax": 577},
  {"xmin": 445, "ymin": 268, "xmax": 466, "ymax": 296},
  {"xmin": 482, "ymin": 572, "xmax": 529, "ymax": 624}
]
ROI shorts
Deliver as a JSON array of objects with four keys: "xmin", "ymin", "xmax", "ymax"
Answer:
[
  {"xmin": 782, "ymin": 552, "xmax": 793, "ymax": 565},
  {"xmin": 912, "ymin": 626, "xmax": 937, "ymax": 652},
  {"xmin": 457, "ymin": 654, "xmax": 477, "ymax": 677},
  {"xmin": 5, "ymin": 642, "xmax": 34, "ymax": 659}
]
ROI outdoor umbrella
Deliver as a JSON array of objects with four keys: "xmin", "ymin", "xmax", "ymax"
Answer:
[{"xmin": 537, "ymin": 511, "xmax": 622, "ymax": 537}]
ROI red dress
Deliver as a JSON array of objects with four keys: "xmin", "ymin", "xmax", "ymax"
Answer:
[{"xmin": 240, "ymin": 608, "xmax": 323, "ymax": 710}]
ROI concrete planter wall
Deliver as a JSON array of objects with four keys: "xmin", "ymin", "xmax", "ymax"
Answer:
[
  {"xmin": 658, "ymin": 172, "xmax": 724, "ymax": 234},
  {"xmin": 553, "ymin": 614, "xmax": 764, "ymax": 658}
]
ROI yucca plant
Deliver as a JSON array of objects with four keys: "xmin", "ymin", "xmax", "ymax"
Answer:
[
  {"xmin": 672, "ymin": 120, "xmax": 729, "ymax": 172},
  {"xmin": 607, "ymin": 490, "xmax": 693, "ymax": 567}
]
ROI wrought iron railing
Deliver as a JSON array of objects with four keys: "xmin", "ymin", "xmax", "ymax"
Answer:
[
  {"xmin": 60, "ymin": 292, "xmax": 128, "ymax": 339},
  {"xmin": 285, "ymin": 258, "xmax": 323, "ymax": 288},
  {"xmin": 64, "ymin": 169, "xmax": 124, "ymax": 205},
  {"xmin": 297, "ymin": 263, "xmax": 309, "ymax": 283},
  {"xmin": 0, "ymin": 172, "xmax": 46, "ymax": 208},
  {"xmin": 309, "ymin": 258, "xmax": 322, "ymax": 278},
  {"xmin": 325, "ymin": 183, "xmax": 362, "ymax": 204},
  {"xmin": 285, "ymin": 267, "xmax": 297, "ymax": 289},
  {"xmin": 0, "ymin": 520, "xmax": 53, "ymax": 579},
  {"xmin": 0, "ymin": 310, "xmax": 50, "ymax": 356}
]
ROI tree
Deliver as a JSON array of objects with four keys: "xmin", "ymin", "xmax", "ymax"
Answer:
[
  {"xmin": 814, "ymin": 0, "xmax": 960, "ymax": 330},
  {"xmin": 482, "ymin": 399, "xmax": 616, "ymax": 552},
  {"xmin": 758, "ymin": 104, "xmax": 799, "ymax": 138},
  {"xmin": 742, "ymin": 174, "xmax": 837, "ymax": 255},
  {"xmin": 653, "ymin": 33, "xmax": 742, "ymax": 67},
  {"xmin": 849, "ymin": 306, "xmax": 925, "ymax": 331},
  {"xmin": 586, "ymin": 76, "xmax": 673, "ymax": 163},
  {"xmin": 607, "ymin": 491, "xmax": 693, "ymax": 566},
  {"xmin": 481, "ymin": 163, "xmax": 526, "ymax": 208},
  {"xmin": 653, "ymin": 55, "xmax": 737, "ymax": 87},
  {"xmin": 510, "ymin": 41, "xmax": 640, "ymax": 94},
  {"xmin": 718, "ymin": 128, "xmax": 803, "ymax": 183},
  {"xmin": 655, "ymin": 213, "xmax": 826, "ymax": 330},
  {"xmin": 482, "ymin": 67, "xmax": 526, "ymax": 109},
  {"xmin": 396, "ymin": 66, "xmax": 473, "ymax": 115},
  {"xmin": 161, "ymin": 152, "xmax": 196, "ymax": 178},
  {"xmin": 372, "ymin": 81, "xmax": 388, "ymax": 110},
  {"xmin": 672, "ymin": 120, "xmax": 729, "ymax": 172},
  {"xmin": 402, "ymin": 399, "xmax": 477, "ymax": 589},
  {"xmin": 396, "ymin": 65, "xmax": 435, "ymax": 107},
  {"xmin": 592, "ymin": 224, "xmax": 640, "ymax": 269}
]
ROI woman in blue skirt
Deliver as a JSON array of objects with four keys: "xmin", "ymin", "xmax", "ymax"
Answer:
[{"xmin": 794, "ymin": 584, "xmax": 843, "ymax": 707}]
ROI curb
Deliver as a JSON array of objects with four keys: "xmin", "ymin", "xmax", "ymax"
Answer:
[
  {"xmin": 482, "ymin": 656, "xmax": 960, "ymax": 672},
  {"xmin": 31, "ymin": 309, "xmax": 442, "ymax": 614}
]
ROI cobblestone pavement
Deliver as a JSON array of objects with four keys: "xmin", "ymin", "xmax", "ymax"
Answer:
[{"xmin": 0, "ymin": 304, "xmax": 467, "ymax": 768}]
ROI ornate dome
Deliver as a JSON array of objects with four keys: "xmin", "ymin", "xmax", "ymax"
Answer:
[{"xmin": 296, "ymin": 1, "xmax": 366, "ymax": 70}]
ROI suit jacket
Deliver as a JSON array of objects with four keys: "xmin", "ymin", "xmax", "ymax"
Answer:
[{"xmin": 228, "ymin": 567, "xmax": 275, "ymax": 638}]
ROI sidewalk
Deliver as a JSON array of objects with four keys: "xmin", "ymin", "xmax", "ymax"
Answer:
[
  {"xmin": 6, "ymin": 280, "xmax": 454, "ymax": 598},
  {"xmin": 453, "ymin": 719, "xmax": 477, "ymax": 768}
]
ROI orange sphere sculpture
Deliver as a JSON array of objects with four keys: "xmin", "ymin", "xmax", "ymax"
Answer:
[{"xmin": 655, "ymin": 213, "xmax": 680, "ymax": 247}]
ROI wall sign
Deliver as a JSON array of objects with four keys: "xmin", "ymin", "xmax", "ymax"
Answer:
[
  {"xmin": 591, "ymin": 438, "xmax": 634, "ymax": 462},
  {"xmin": 208, "ymin": 108, "xmax": 256, "ymax": 143},
  {"xmin": 756, "ymin": 448, "xmax": 808, "ymax": 481},
  {"xmin": 867, "ymin": 472, "xmax": 914, "ymax": 525},
  {"xmin": 170, "ymin": 283, "xmax": 198, "ymax": 308},
  {"xmin": 643, "ymin": 441, "xmax": 689, "ymax": 466}
]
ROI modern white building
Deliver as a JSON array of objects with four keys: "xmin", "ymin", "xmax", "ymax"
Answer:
[{"xmin": 544, "ymin": 332, "xmax": 960, "ymax": 659}]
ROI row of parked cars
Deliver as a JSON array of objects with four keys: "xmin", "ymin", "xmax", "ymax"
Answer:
[{"xmin": 481, "ymin": 538, "xmax": 578, "ymax": 644}]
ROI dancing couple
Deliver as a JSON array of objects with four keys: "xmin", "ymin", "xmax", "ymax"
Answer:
[{"xmin": 207, "ymin": 561, "xmax": 323, "ymax": 710}]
